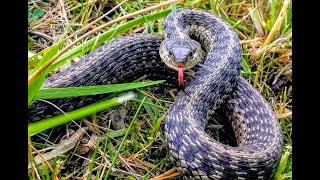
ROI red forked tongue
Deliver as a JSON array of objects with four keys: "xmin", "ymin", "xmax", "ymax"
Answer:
[{"xmin": 178, "ymin": 66, "xmax": 184, "ymax": 87}]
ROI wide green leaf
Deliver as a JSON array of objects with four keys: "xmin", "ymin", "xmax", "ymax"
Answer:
[
  {"xmin": 28, "ymin": 92, "xmax": 136, "ymax": 136},
  {"xmin": 34, "ymin": 80, "xmax": 165, "ymax": 100}
]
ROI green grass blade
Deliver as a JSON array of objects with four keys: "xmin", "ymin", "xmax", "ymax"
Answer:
[
  {"xmin": 87, "ymin": 144, "xmax": 99, "ymax": 180},
  {"xmin": 28, "ymin": 92, "xmax": 136, "ymax": 136},
  {"xmin": 274, "ymin": 147, "xmax": 291, "ymax": 179},
  {"xmin": 241, "ymin": 56, "xmax": 251, "ymax": 73},
  {"xmin": 28, "ymin": 40, "xmax": 64, "ymax": 106},
  {"xmin": 131, "ymin": 99, "xmax": 165, "ymax": 110},
  {"xmin": 34, "ymin": 80, "xmax": 164, "ymax": 100},
  {"xmin": 240, "ymin": 46, "xmax": 253, "ymax": 78},
  {"xmin": 28, "ymin": 72, "xmax": 48, "ymax": 106},
  {"xmin": 137, "ymin": 91, "xmax": 156, "ymax": 120},
  {"xmin": 267, "ymin": 0, "xmax": 278, "ymax": 30},
  {"xmin": 141, "ymin": 157, "xmax": 168, "ymax": 180},
  {"xmin": 96, "ymin": 120, "xmax": 113, "ymax": 179},
  {"xmin": 248, "ymin": 7, "xmax": 265, "ymax": 38},
  {"xmin": 104, "ymin": 97, "xmax": 146, "ymax": 179}
]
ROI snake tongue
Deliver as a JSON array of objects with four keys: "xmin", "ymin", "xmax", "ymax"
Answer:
[{"xmin": 178, "ymin": 66, "xmax": 184, "ymax": 86}]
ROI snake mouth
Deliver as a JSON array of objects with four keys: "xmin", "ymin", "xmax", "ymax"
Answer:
[
  {"xmin": 161, "ymin": 59, "xmax": 194, "ymax": 87},
  {"xmin": 163, "ymin": 60, "xmax": 193, "ymax": 71}
]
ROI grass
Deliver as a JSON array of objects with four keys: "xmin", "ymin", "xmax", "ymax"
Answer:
[{"xmin": 28, "ymin": 0, "xmax": 292, "ymax": 179}]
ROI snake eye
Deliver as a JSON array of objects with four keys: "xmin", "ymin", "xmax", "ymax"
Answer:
[{"xmin": 189, "ymin": 52, "xmax": 193, "ymax": 57}]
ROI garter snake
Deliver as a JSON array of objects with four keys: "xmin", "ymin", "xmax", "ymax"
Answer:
[{"xmin": 29, "ymin": 8, "xmax": 283, "ymax": 179}]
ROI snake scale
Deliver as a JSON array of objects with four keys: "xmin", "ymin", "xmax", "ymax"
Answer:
[{"xmin": 29, "ymin": 8, "xmax": 283, "ymax": 179}]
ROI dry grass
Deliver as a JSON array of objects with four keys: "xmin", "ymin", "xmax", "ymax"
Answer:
[{"xmin": 28, "ymin": 0, "xmax": 292, "ymax": 179}]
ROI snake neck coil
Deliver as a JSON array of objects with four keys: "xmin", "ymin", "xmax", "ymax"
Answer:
[{"xmin": 163, "ymin": 8, "xmax": 283, "ymax": 179}]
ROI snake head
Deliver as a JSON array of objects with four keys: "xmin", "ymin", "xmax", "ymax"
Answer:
[
  {"xmin": 160, "ymin": 38, "xmax": 203, "ymax": 71},
  {"xmin": 160, "ymin": 38, "xmax": 203, "ymax": 86}
]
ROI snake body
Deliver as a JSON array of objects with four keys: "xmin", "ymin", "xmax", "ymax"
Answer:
[{"xmin": 29, "ymin": 8, "xmax": 283, "ymax": 179}]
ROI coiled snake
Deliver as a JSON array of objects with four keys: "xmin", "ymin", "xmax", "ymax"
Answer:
[{"xmin": 29, "ymin": 8, "xmax": 283, "ymax": 179}]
